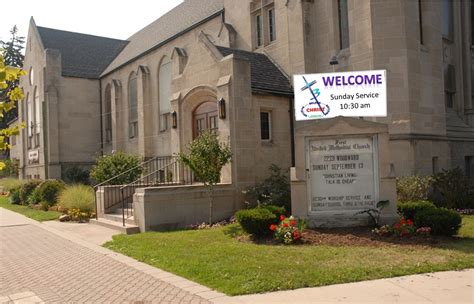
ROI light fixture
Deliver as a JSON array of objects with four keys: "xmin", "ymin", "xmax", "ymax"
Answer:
[
  {"xmin": 171, "ymin": 111, "xmax": 178, "ymax": 129},
  {"xmin": 218, "ymin": 98, "xmax": 226, "ymax": 119},
  {"xmin": 329, "ymin": 55, "xmax": 339, "ymax": 66}
]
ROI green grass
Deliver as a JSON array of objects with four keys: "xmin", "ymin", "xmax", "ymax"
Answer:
[
  {"xmin": 0, "ymin": 196, "xmax": 61, "ymax": 222},
  {"xmin": 458, "ymin": 215, "xmax": 474, "ymax": 237},
  {"xmin": 104, "ymin": 216, "xmax": 474, "ymax": 296}
]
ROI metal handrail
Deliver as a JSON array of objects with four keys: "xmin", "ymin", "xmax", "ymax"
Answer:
[
  {"xmin": 119, "ymin": 160, "xmax": 178, "ymax": 227},
  {"xmin": 93, "ymin": 155, "xmax": 162, "ymax": 220},
  {"xmin": 93, "ymin": 156, "xmax": 160, "ymax": 189},
  {"xmin": 119, "ymin": 160, "xmax": 178, "ymax": 191}
]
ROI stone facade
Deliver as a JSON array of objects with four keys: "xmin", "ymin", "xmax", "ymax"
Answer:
[{"xmin": 15, "ymin": 0, "xmax": 473, "ymax": 186}]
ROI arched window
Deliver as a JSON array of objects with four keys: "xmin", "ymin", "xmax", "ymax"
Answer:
[
  {"xmin": 26, "ymin": 93, "xmax": 32, "ymax": 149},
  {"xmin": 104, "ymin": 85, "xmax": 112, "ymax": 143},
  {"xmin": 128, "ymin": 74, "xmax": 138, "ymax": 138},
  {"xmin": 158, "ymin": 57, "xmax": 171, "ymax": 131},
  {"xmin": 34, "ymin": 86, "xmax": 40, "ymax": 147}
]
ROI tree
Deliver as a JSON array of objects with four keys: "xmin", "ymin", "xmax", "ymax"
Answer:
[
  {"xmin": 0, "ymin": 52, "xmax": 25, "ymax": 170},
  {"xmin": 0, "ymin": 26, "xmax": 25, "ymax": 157},
  {"xmin": 179, "ymin": 131, "xmax": 232, "ymax": 224},
  {"xmin": 0, "ymin": 26, "xmax": 25, "ymax": 68}
]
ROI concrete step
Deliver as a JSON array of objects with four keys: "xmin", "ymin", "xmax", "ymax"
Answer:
[
  {"xmin": 90, "ymin": 218, "xmax": 140, "ymax": 235},
  {"xmin": 112, "ymin": 208, "xmax": 133, "ymax": 215},
  {"xmin": 102, "ymin": 213, "xmax": 136, "ymax": 226}
]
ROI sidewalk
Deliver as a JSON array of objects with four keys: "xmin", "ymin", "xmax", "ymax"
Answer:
[
  {"xmin": 0, "ymin": 208, "xmax": 224, "ymax": 303},
  {"xmin": 219, "ymin": 269, "xmax": 474, "ymax": 304},
  {"xmin": 1, "ymin": 207, "xmax": 473, "ymax": 303}
]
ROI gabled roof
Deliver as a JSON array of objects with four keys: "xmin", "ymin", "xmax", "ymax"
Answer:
[
  {"xmin": 101, "ymin": 0, "xmax": 224, "ymax": 76},
  {"xmin": 36, "ymin": 26, "xmax": 128, "ymax": 79},
  {"xmin": 216, "ymin": 46, "xmax": 293, "ymax": 96}
]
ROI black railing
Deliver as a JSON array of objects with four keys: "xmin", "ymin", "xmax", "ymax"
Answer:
[
  {"xmin": 94, "ymin": 155, "xmax": 195, "ymax": 227},
  {"xmin": 93, "ymin": 156, "xmax": 188, "ymax": 220},
  {"xmin": 118, "ymin": 157, "xmax": 194, "ymax": 226}
]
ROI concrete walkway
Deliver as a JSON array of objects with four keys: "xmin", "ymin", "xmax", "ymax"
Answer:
[
  {"xmin": 1, "ymin": 208, "xmax": 473, "ymax": 303},
  {"xmin": 0, "ymin": 208, "xmax": 224, "ymax": 303},
  {"xmin": 220, "ymin": 269, "xmax": 474, "ymax": 304}
]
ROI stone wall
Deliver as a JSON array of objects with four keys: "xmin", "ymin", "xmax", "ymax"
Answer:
[{"xmin": 133, "ymin": 184, "xmax": 239, "ymax": 231}]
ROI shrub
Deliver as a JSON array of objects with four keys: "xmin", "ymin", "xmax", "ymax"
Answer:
[
  {"xmin": 414, "ymin": 208, "xmax": 462, "ymax": 236},
  {"xmin": 245, "ymin": 165, "xmax": 291, "ymax": 210},
  {"xmin": 397, "ymin": 201, "xmax": 436, "ymax": 220},
  {"xmin": 34, "ymin": 180, "xmax": 65, "ymax": 208},
  {"xmin": 235, "ymin": 208, "xmax": 276, "ymax": 237},
  {"xmin": 430, "ymin": 168, "xmax": 471, "ymax": 209},
  {"xmin": 19, "ymin": 180, "xmax": 42, "ymax": 205},
  {"xmin": 0, "ymin": 178, "xmax": 24, "ymax": 192},
  {"xmin": 58, "ymin": 185, "xmax": 95, "ymax": 214},
  {"xmin": 28, "ymin": 187, "xmax": 42, "ymax": 206},
  {"xmin": 63, "ymin": 166, "xmax": 90, "ymax": 185},
  {"xmin": 90, "ymin": 152, "xmax": 143, "ymax": 185},
  {"xmin": 9, "ymin": 186, "xmax": 21, "ymax": 204},
  {"xmin": 257, "ymin": 205, "xmax": 286, "ymax": 220},
  {"xmin": 396, "ymin": 175, "xmax": 433, "ymax": 203}
]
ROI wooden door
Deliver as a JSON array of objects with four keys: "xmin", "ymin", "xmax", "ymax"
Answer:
[{"xmin": 193, "ymin": 101, "xmax": 218, "ymax": 139}]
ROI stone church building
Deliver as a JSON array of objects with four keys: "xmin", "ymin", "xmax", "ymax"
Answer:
[{"xmin": 10, "ymin": 0, "xmax": 473, "ymax": 229}]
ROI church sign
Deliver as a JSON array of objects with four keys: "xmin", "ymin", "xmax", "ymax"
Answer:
[
  {"xmin": 308, "ymin": 136, "xmax": 377, "ymax": 214},
  {"xmin": 293, "ymin": 70, "xmax": 387, "ymax": 121}
]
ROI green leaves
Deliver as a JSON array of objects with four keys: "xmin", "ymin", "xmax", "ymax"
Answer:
[
  {"xmin": 90, "ymin": 152, "xmax": 143, "ymax": 185},
  {"xmin": 179, "ymin": 131, "xmax": 232, "ymax": 186}
]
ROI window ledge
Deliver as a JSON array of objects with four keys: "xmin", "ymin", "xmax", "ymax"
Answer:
[
  {"xmin": 261, "ymin": 140, "xmax": 273, "ymax": 147},
  {"xmin": 420, "ymin": 44, "xmax": 429, "ymax": 53}
]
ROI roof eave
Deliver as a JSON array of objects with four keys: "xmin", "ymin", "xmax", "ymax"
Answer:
[{"xmin": 252, "ymin": 87, "xmax": 294, "ymax": 97}]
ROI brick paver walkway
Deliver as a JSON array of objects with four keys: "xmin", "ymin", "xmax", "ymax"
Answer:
[{"xmin": 0, "ymin": 214, "xmax": 211, "ymax": 303}]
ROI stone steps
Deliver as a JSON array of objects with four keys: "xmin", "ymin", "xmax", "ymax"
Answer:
[{"xmin": 90, "ymin": 218, "xmax": 140, "ymax": 235}]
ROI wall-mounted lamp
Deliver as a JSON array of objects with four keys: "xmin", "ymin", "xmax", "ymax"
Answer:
[
  {"xmin": 329, "ymin": 55, "xmax": 339, "ymax": 66},
  {"xmin": 171, "ymin": 111, "xmax": 178, "ymax": 129},
  {"xmin": 218, "ymin": 98, "xmax": 226, "ymax": 119}
]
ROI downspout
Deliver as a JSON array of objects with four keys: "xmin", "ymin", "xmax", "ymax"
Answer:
[
  {"xmin": 43, "ymin": 98, "xmax": 49, "ymax": 178},
  {"xmin": 289, "ymin": 97, "xmax": 295, "ymax": 167},
  {"xmin": 43, "ymin": 67, "xmax": 49, "ymax": 179},
  {"xmin": 99, "ymin": 80, "xmax": 104, "ymax": 156}
]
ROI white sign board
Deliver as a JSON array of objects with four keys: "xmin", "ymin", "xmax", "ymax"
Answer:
[
  {"xmin": 28, "ymin": 150, "xmax": 39, "ymax": 161},
  {"xmin": 308, "ymin": 137, "xmax": 377, "ymax": 213},
  {"xmin": 294, "ymin": 70, "xmax": 387, "ymax": 121}
]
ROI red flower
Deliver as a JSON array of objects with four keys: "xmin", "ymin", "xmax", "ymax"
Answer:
[
  {"xmin": 280, "ymin": 215, "xmax": 286, "ymax": 221},
  {"xmin": 400, "ymin": 219, "xmax": 406, "ymax": 225},
  {"xmin": 293, "ymin": 231, "xmax": 300, "ymax": 240},
  {"xmin": 290, "ymin": 220, "xmax": 297, "ymax": 226},
  {"xmin": 283, "ymin": 223, "xmax": 289, "ymax": 228},
  {"xmin": 269, "ymin": 224, "xmax": 277, "ymax": 231},
  {"xmin": 406, "ymin": 219, "xmax": 413, "ymax": 226}
]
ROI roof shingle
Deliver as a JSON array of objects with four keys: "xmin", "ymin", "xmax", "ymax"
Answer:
[
  {"xmin": 37, "ymin": 26, "xmax": 128, "ymax": 79},
  {"xmin": 101, "ymin": 0, "xmax": 224, "ymax": 76},
  {"xmin": 216, "ymin": 46, "xmax": 293, "ymax": 96}
]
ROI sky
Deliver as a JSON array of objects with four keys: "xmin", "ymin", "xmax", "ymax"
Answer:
[{"xmin": 0, "ymin": 0, "xmax": 183, "ymax": 43}]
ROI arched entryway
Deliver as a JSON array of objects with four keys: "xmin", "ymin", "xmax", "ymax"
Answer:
[{"xmin": 193, "ymin": 101, "xmax": 218, "ymax": 138}]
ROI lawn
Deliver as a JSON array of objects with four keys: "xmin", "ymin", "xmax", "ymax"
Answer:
[
  {"xmin": 104, "ymin": 216, "xmax": 474, "ymax": 296},
  {"xmin": 0, "ymin": 196, "xmax": 61, "ymax": 222}
]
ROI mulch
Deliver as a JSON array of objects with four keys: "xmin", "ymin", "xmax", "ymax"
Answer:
[
  {"xmin": 237, "ymin": 227, "xmax": 457, "ymax": 248},
  {"xmin": 300, "ymin": 227, "xmax": 440, "ymax": 247}
]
